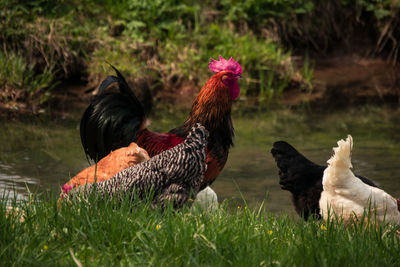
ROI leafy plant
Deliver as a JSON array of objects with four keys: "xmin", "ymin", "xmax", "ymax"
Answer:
[{"xmin": 0, "ymin": 52, "xmax": 55, "ymax": 108}]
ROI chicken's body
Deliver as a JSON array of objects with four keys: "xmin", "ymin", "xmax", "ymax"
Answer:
[
  {"xmin": 62, "ymin": 142, "xmax": 149, "ymax": 194},
  {"xmin": 192, "ymin": 186, "xmax": 218, "ymax": 211},
  {"xmin": 319, "ymin": 135, "xmax": 400, "ymax": 224},
  {"xmin": 271, "ymin": 141, "xmax": 376, "ymax": 220},
  {"xmin": 67, "ymin": 124, "xmax": 208, "ymax": 209},
  {"xmin": 80, "ymin": 57, "xmax": 242, "ymax": 189}
]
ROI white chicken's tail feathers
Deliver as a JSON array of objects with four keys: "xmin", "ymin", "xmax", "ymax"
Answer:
[{"xmin": 327, "ymin": 135, "xmax": 353, "ymax": 171}]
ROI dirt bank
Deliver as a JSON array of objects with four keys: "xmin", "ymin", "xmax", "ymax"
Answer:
[
  {"xmin": 282, "ymin": 55, "xmax": 400, "ymax": 108},
  {"xmin": 50, "ymin": 54, "xmax": 400, "ymax": 115},
  {"xmin": 2, "ymin": 54, "xmax": 399, "ymax": 119}
]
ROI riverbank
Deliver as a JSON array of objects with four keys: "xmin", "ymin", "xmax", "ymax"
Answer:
[
  {"xmin": 2, "ymin": 53, "xmax": 399, "ymax": 120},
  {"xmin": 1, "ymin": 1, "xmax": 399, "ymax": 117},
  {"xmin": 283, "ymin": 55, "xmax": 399, "ymax": 107}
]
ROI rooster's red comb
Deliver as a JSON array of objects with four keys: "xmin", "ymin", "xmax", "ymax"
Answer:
[
  {"xmin": 209, "ymin": 56, "xmax": 242, "ymax": 76},
  {"xmin": 62, "ymin": 184, "xmax": 74, "ymax": 195}
]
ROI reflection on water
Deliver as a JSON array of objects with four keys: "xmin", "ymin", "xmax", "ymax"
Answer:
[
  {"xmin": 0, "ymin": 119, "xmax": 88, "ymax": 202},
  {"xmin": 0, "ymin": 107, "xmax": 399, "ymax": 215},
  {"xmin": 0, "ymin": 163, "xmax": 37, "ymax": 201}
]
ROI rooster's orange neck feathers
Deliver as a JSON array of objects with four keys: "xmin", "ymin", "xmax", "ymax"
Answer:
[{"xmin": 185, "ymin": 71, "xmax": 232, "ymax": 128}]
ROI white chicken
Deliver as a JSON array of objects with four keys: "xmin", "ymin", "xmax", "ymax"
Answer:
[
  {"xmin": 319, "ymin": 135, "xmax": 400, "ymax": 224},
  {"xmin": 192, "ymin": 186, "xmax": 218, "ymax": 211}
]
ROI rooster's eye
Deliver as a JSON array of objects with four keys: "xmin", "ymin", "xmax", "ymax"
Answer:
[{"xmin": 222, "ymin": 73, "xmax": 233, "ymax": 81}]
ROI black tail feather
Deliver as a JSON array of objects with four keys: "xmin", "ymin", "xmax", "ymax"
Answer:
[
  {"xmin": 80, "ymin": 103, "xmax": 95, "ymax": 162},
  {"xmin": 98, "ymin": 75, "xmax": 119, "ymax": 95},
  {"xmin": 80, "ymin": 65, "xmax": 146, "ymax": 162}
]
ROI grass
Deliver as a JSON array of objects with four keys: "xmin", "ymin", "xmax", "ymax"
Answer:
[
  {"xmin": 0, "ymin": 52, "xmax": 55, "ymax": 108},
  {"xmin": 1, "ymin": 192, "xmax": 399, "ymax": 266}
]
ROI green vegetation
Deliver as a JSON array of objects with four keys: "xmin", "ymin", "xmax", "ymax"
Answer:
[
  {"xmin": 0, "ymin": 52, "xmax": 55, "ymax": 109},
  {"xmin": 1, "ymin": 0, "xmax": 399, "ymax": 112},
  {"xmin": 1, "ymin": 193, "xmax": 399, "ymax": 266}
]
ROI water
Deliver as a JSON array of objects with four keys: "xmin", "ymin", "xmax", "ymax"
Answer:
[{"xmin": 1, "ymin": 107, "xmax": 399, "ymax": 215}]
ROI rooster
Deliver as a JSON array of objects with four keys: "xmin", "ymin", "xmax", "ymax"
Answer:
[
  {"xmin": 66, "ymin": 124, "xmax": 208, "ymax": 209},
  {"xmin": 271, "ymin": 141, "xmax": 376, "ymax": 220},
  {"xmin": 80, "ymin": 56, "xmax": 242, "ymax": 189},
  {"xmin": 319, "ymin": 135, "xmax": 400, "ymax": 224}
]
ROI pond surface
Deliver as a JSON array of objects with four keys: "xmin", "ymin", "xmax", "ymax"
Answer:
[{"xmin": 1, "ymin": 106, "xmax": 399, "ymax": 216}]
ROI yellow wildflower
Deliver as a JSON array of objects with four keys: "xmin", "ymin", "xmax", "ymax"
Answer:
[
  {"xmin": 268, "ymin": 230, "xmax": 273, "ymax": 235},
  {"xmin": 320, "ymin": 224, "xmax": 327, "ymax": 231},
  {"xmin": 43, "ymin": 245, "xmax": 48, "ymax": 250},
  {"xmin": 156, "ymin": 224, "xmax": 161, "ymax": 231}
]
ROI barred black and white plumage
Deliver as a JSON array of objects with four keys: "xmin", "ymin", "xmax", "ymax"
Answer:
[{"xmin": 69, "ymin": 124, "xmax": 208, "ymax": 208}]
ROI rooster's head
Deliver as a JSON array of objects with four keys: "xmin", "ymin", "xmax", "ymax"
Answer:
[{"xmin": 209, "ymin": 56, "xmax": 242, "ymax": 100}]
